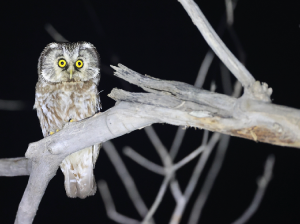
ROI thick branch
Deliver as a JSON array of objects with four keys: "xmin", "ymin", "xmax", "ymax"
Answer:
[
  {"xmin": 0, "ymin": 158, "xmax": 31, "ymax": 176},
  {"xmin": 15, "ymin": 102, "xmax": 157, "ymax": 224},
  {"xmin": 5, "ymin": 1, "xmax": 292, "ymax": 223},
  {"xmin": 110, "ymin": 64, "xmax": 300, "ymax": 148},
  {"xmin": 12, "ymin": 63, "xmax": 300, "ymax": 223}
]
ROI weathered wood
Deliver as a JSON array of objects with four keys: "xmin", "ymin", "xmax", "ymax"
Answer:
[
  {"xmin": 0, "ymin": 158, "xmax": 31, "ymax": 176},
  {"xmin": 8, "ymin": 0, "xmax": 300, "ymax": 222},
  {"xmin": 110, "ymin": 65, "xmax": 300, "ymax": 148},
  {"xmin": 8, "ymin": 60, "xmax": 300, "ymax": 223}
]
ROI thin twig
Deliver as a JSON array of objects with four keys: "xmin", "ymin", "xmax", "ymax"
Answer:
[
  {"xmin": 123, "ymin": 146, "xmax": 165, "ymax": 175},
  {"xmin": 124, "ymin": 139, "xmax": 208, "ymax": 175},
  {"xmin": 103, "ymin": 141, "xmax": 150, "ymax": 219},
  {"xmin": 98, "ymin": 180, "xmax": 141, "ymax": 224},
  {"xmin": 172, "ymin": 145, "xmax": 205, "ymax": 172},
  {"xmin": 187, "ymin": 135, "xmax": 231, "ymax": 224},
  {"xmin": 225, "ymin": 0, "xmax": 234, "ymax": 26},
  {"xmin": 169, "ymin": 127, "xmax": 186, "ymax": 160},
  {"xmin": 44, "ymin": 23, "xmax": 68, "ymax": 42},
  {"xmin": 170, "ymin": 131, "xmax": 220, "ymax": 224},
  {"xmin": 144, "ymin": 126, "xmax": 184, "ymax": 212},
  {"xmin": 232, "ymin": 155, "xmax": 275, "ymax": 224},
  {"xmin": 194, "ymin": 50, "xmax": 215, "ymax": 89},
  {"xmin": 141, "ymin": 173, "xmax": 173, "ymax": 224},
  {"xmin": 0, "ymin": 99, "xmax": 30, "ymax": 111},
  {"xmin": 144, "ymin": 126, "xmax": 172, "ymax": 167}
]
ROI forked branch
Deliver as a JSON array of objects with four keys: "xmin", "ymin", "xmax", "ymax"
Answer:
[
  {"xmin": 10, "ymin": 63, "xmax": 300, "ymax": 223},
  {"xmin": 5, "ymin": 0, "xmax": 300, "ymax": 223}
]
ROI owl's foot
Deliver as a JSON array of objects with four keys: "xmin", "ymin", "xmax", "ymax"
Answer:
[
  {"xmin": 49, "ymin": 129, "xmax": 60, "ymax": 135},
  {"xmin": 62, "ymin": 120, "xmax": 74, "ymax": 130}
]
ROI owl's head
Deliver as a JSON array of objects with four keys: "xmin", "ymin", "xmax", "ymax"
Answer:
[{"xmin": 38, "ymin": 42, "xmax": 100, "ymax": 83}]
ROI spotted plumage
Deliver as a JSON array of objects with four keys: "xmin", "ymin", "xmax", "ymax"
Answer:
[{"xmin": 34, "ymin": 42, "xmax": 101, "ymax": 199}]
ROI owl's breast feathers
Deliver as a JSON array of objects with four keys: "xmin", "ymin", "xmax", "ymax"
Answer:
[{"xmin": 34, "ymin": 80, "xmax": 100, "ymax": 137}]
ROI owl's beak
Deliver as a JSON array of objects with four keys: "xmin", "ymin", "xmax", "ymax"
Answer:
[{"xmin": 69, "ymin": 68, "xmax": 73, "ymax": 79}]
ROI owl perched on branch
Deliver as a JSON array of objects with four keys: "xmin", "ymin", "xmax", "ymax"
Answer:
[{"xmin": 34, "ymin": 42, "xmax": 101, "ymax": 199}]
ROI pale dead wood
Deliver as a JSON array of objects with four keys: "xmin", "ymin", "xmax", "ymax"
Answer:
[
  {"xmin": 0, "ymin": 158, "xmax": 31, "ymax": 176},
  {"xmin": 178, "ymin": 0, "xmax": 272, "ymax": 102},
  {"xmin": 111, "ymin": 64, "xmax": 300, "ymax": 148},
  {"xmin": 2, "ymin": 0, "xmax": 298, "ymax": 222},
  {"xmin": 231, "ymin": 155, "xmax": 275, "ymax": 224},
  {"xmin": 6, "ymin": 62, "xmax": 300, "ymax": 223}
]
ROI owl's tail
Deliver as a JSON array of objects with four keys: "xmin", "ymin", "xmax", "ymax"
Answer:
[{"xmin": 60, "ymin": 146, "xmax": 99, "ymax": 199}]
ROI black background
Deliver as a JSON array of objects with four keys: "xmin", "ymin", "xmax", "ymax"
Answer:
[{"xmin": 0, "ymin": 0, "xmax": 300, "ymax": 223}]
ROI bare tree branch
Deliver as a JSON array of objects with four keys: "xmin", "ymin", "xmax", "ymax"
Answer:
[
  {"xmin": 3, "ymin": 0, "xmax": 298, "ymax": 222},
  {"xmin": 225, "ymin": 0, "xmax": 234, "ymax": 26},
  {"xmin": 188, "ymin": 134, "xmax": 230, "ymax": 224},
  {"xmin": 178, "ymin": 0, "xmax": 252, "ymax": 86},
  {"xmin": 143, "ymin": 126, "xmax": 183, "ymax": 220},
  {"xmin": 124, "ymin": 139, "xmax": 207, "ymax": 175},
  {"xmin": 0, "ymin": 99, "xmax": 30, "ymax": 111},
  {"xmin": 111, "ymin": 65, "xmax": 300, "ymax": 148},
  {"xmin": 102, "ymin": 141, "xmax": 151, "ymax": 220},
  {"xmin": 4, "ymin": 61, "xmax": 299, "ymax": 223},
  {"xmin": 169, "ymin": 127, "xmax": 186, "ymax": 160},
  {"xmin": 44, "ymin": 23, "xmax": 68, "ymax": 42},
  {"xmin": 170, "ymin": 131, "xmax": 219, "ymax": 224},
  {"xmin": 141, "ymin": 173, "xmax": 173, "ymax": 224},
  {"xmin": 98, "ymin": 180, "xmax": 141, "ymax": 224},
  {"xmin": 177, "ymin": 0, "xmax": 272, "ymax": 102},
  {"xmin": 170, "ymin": 0, "xmax": 240, "ymax": 162},
  {"xmin": 123, "ymin": 147, "xmax": 165, "ymax": 175},
  {"xmin": 0, "ymin": 158, "xmax": 31, "ymax": 176},
  {"xmin": 232, "ymin": 155, "xmax": 275, "ymax": 224}
]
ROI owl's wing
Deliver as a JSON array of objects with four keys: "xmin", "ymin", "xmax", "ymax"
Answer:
[{"xmin": 34, "ymin": 100, "xmax": 50, "ymax": 137}]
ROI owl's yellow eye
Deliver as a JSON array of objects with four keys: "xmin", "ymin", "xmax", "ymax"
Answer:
[
  {"xmin": 58, "ymin": 59, "xmax": 67, "ymax": 68},
  {"xmin": 75, "ymin": 60, "xmax": 84, "ymax": 68}
]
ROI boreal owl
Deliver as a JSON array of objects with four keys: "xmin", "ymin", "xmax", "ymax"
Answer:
[{"xmin": 34, "ymin": 42, "xmax": 101, "ymax": 199}]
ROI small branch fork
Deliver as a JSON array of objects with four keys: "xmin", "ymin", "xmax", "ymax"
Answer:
[{"xmin": 0, "ymin": 0, "xmax": 297, "ymax": 223}]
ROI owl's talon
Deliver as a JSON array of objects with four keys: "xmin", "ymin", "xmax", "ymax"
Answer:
[
  {"xmin": 69, "ymin": 119, "xmax": 74, "ymax": 122},
  {"xmin": 56, "ymin": 129, "xmax": 59, "ymax": 132},
  {"xmin": 50, "ymin": 131, "xmax": 55, "ymax": 135}
]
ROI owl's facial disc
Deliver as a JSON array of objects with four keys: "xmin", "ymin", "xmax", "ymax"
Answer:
[{"xmin": 39, "ymin": 42, "xmax": 100, "ymax": 83}]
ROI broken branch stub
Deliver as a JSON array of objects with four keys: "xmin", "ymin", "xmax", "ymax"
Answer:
[
  {"xmin": 110, "ymin": 64, "xmax": 300, "ymax": 148},
  {"xmin": 12, "ymin": 63, "xmax": 300, "ymax": 224}
]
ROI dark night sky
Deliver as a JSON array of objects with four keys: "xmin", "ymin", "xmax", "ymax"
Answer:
[{"xmin": 0, "ymin": 0, "xmax": 300, "ymax": 223}]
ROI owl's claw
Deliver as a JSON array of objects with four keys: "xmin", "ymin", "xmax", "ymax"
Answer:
[
  {"xmin": 69, "ymin": 119, "xmax": 74, "ymax": 122},
  {"xmin": 49, "ymin": 129, "xmax": 60, "ymax": 135}
]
